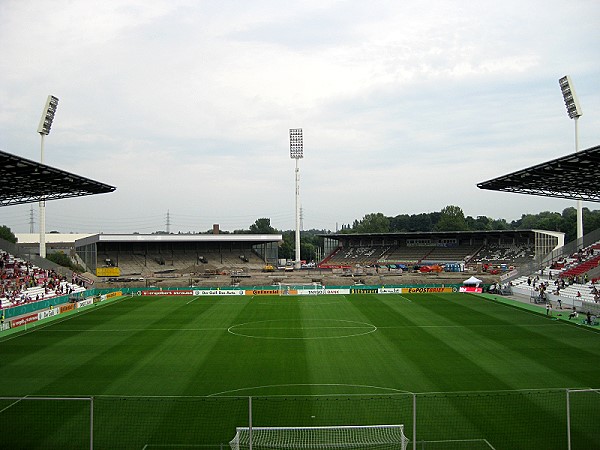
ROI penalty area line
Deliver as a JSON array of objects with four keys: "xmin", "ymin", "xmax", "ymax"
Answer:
[
  {"xmin": 0, "ymin": 395, "xmax": 29, "ymax": 415},
  {"xmin": 186, "ymin": 296, "xmax": 200, "ymax": 305},
  {"xmin": 142, "ymin": 445, "xmax": 209, "ymax": 449}
]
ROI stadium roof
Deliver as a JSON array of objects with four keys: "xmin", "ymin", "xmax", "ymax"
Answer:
[
  {"xmin": 74, "ymin": 233, "xmax": 283, "ymax": 247},
  {"xmin": 477, "ymin": 144, "xmax": 600, "ymax": 202},
  {"xmin": 0, "ymin": 149, "xmax": 116, "ymax": 206},
  {"xmin": 322, "ymin": 229, "xmax": 554, "ymax": 241}
]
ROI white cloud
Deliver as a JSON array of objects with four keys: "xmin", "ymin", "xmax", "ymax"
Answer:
[{"xmin": 1, "ymin": 0, "xmax": 599, "ymax": 233}]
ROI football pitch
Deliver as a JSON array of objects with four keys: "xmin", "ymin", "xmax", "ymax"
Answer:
[{"xmin": 0, "ymin": 292, "xmax": 599, "ymax": 449}]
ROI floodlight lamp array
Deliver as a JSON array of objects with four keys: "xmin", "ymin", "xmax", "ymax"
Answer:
[
  {"xmin": 559, "ymin": 76, "xmax": 582, "ymax": 119},
  {"xmin": 290, "ymin": 128, "xmax": 303, "ymax": 159},
  {"xmin": 37, "ymin": 95, "xmax": 59, "ymax": 135}
]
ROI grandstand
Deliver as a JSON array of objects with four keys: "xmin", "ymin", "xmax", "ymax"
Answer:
[
  {"xmin": 510, "ymin": 239, "xmax": 600, "ymax": 308},
  {"xmin": 73, "ymin": 232, "xmax": 282, "ymax": 278},
  {"xmin": 0, "ymin": 150, "xmax": 113, "ymax": 309},
  {"xmin": 558, "ymin": 246, "xmax": 600, "ymax": 280},
  {"xmin": 0, "ymin": 248, "xmax": 86, "ymax": 309},
  {"xmin": 378, "ymin": 245, "xmax": 433, "ymax": 265},
  {"xmin": 469, "ymin": 243, "xmax": 536, "ymax": 266},
  {"xmin": 319, "ymin": 230, "xmax": 559, "ymax": 271}
]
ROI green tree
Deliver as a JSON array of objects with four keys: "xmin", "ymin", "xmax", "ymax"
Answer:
[
  {"xmin": 46, "ymin": 251, "xmax": 85, "ymax": 272},
  {"xmin": 0, "ymin": 225, "xmax": 17, "ymax": 243},
  {"xmin": 390, "ymin": 214, "xmax": 410, "ymax": 232},
  {"xmin": 301, "ymin": 242, "xmax": 316, "ymax": 262},
  {"xmin": 408, "ymin": 213, "xmax": 434, "ymax": 232},
  {"xmin": 435, "ymin": 205, "xmax": 468, "ymax": 231},
  {"xmin": 516, "ymin": 211, "xmax": 563, "ymax": 231},
  {"xmin": 279, "ymin": 231, "xmax": 294, "ymax": 260},
  {"xmin": 490, "ymin": 218, "xmax": 510, "ymax": 230},
  {"xmin": 353, "ymin": 213, "xmax": 390, "ymax": 233},
  {"xmin": 249, "ymin": 218, "xmax": 277, "ymax": 234},
  {"xmin": 561, "ymin": 207, "xmax": 578, "ymax": 242},
  {"xmin": 584, "ymin": 208, "xmax": 600, "ymax": 234},
  {"xmin": 466, "ymin": 215, "xmax": 493, "ymax": 231}
]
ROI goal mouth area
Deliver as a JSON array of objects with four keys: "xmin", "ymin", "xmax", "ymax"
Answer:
[
  {"xmin": 276, "ymin": 283, "xmax": 325, "ymax": 296},
  {"xmin": 229, "ymin": 424, "xmax": 409, "ymax": 450},
  {"xmin": 412, "ymin": 439, "xmax": 496, "ymax": 449}
]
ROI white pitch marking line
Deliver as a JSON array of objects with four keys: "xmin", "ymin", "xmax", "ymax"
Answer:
[
  {"xmin": 186, "ymin": 296, "xmax": 200, "ymax": 305},
  {"xmin": 0, "ymin": 395, "xmax": 29, "ymax": 414}
]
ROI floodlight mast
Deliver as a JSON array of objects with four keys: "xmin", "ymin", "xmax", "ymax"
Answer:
[
  {"xmin": 559, "ymin": 76, "xmax": 583, "ymax": 241},
  {"xmin": 290, "ymin": 128, "xmax": 303, "ymax": 270},
  {"xmin": 37, "ymin": 95, "xmax": 59, "ymax": 258}
]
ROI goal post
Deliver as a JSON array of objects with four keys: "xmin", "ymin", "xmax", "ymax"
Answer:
[
  {"xmin": 229, "ymin": 424, "xmax": 409, "ymax": 450},
  {"xmin": 277, "ymin": 283, "xmax": 325, "ymax": 296}
]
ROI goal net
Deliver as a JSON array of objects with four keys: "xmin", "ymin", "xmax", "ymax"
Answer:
[
  {"xmin": 229, "ymin": 424, "xmax": 409, "ymax": 449},
  {"xmin": 277, "ymin": 283, "xmax": 325, "ymax": 296}
]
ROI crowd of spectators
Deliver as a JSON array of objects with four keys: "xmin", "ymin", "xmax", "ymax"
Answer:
[
  {"xmin": 0, "ymin": 250, "xmax": 85, "ymax": 308},
  {"xmin": 552, "ymin": 246, "xmax": 600, "ymax": 283}
]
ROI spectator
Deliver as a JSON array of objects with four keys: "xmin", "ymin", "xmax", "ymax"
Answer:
[
  {"xmin": 0, "ymin": 249, "xmax": 83, "ymax": 308},
  {"xmin": 569, "ymin": 307, "xmax": 578, "ymax": 320}
]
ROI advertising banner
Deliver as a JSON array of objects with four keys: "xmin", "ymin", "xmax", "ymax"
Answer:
[
  {"xmin": 93, "ymin": 295, "xmax": 106, "ymax": 303},
  {"xmin": 106, "ymin": 291, "xmax": 122, "ymax": 299},
  {"xmin": 379, "ymin": 287, "xmax": 403, "ymax": 294},
  {"xmin": 77, "ymin": 299, "xmax": 94, "ymax": 308},
  {"xmin": 10, "ymin": 313, "xmax": 39, "ymax": 328},
  {"xmin": 459, "ymin": 286, "xmax": 483, "ymax": 293},
  {"xmin": 60, "ymin": 303, "xmax": 75, "ymax": 314},
  {"xmin": 141, "ymin": 290, "xmax": 193, "ymax": 296},
  {"xmin": 96, "ymin": 267, "xmax": 121, "ymax": 277},
  {"xmin": 193, "ymin": 289, "xmax": 244, "ymax": 296},
  {"xmin": 500, "ymin": 269, "xmax": 518, "ymax": 281},
  {"xmin": 280, "ymin": 289, "xmax": 299, "ymax": 295},
  {"xmin": 38, "ymin": 308, "xmax": 60, "ymax": 320},
  {"xmin": 402, "ymin": 287, "xmax": 454, "ymax": 294},
  {"xmin": 324, "ymin": 288, "xmax": 350, "ymax": 295},
  {"xmin": 245, "ymin": 289, "xmax": 280, "ymax": 296},
  {"xmin": 296, "ymin": 289, "xmax": 326, "ymax": 296},
  {"xmin": 351, "ymin": 288, "xmax": 379, "ymax": 294}
]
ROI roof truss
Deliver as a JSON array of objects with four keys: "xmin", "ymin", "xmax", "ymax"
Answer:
[
  {"xmin": 477, "ymin": 144, "xmax": 600, "ymax": 202},
  {"xmin": 0, "ymin": 150, "xmax": 115, "ymax": 206}
]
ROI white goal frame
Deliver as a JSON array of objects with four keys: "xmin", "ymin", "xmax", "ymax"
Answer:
[
  {"xmin": 229, "ymin": 424, "xmax": 409, "ymax": 450},
  {"xmin": 277, "ymin": 283, "xmax": 325, "ymax": 296}
]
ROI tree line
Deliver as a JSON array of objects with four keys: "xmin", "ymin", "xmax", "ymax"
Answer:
[
  {"xmin": 2, "ymin": 205, "xmax": 600, "ymax": 264},
  {"xmin": 233, "ymin": 205, "xmax": 600, "ymax": 262}
]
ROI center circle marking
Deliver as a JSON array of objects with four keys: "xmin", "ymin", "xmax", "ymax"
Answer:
[{"xmin": 227, "ymin": 319, "xmax": 377, "ymax": 340}]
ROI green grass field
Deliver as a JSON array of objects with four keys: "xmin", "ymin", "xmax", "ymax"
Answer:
[{"xmin": 1, "ymin": 292, "xmax": 599, "ymax": 449}]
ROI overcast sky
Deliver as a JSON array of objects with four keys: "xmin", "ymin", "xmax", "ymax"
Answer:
[{"xmin": 1, "ymin": 0, "xmax": 599, "ymax": 234}]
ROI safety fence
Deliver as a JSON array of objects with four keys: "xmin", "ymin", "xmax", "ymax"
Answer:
[{"xmin": 0, "ymin": 388, "xmax": 598, "ymax": 449}]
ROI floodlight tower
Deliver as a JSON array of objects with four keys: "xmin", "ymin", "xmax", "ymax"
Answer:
[
  {"xmin": 37, "ymin": 95, "xmax": 59, "ymax": 258},
  {"xmin": 290, "ymin": 128, "xmax": 303, "ymax": 269},
  {"xmin": 559, "ymin": 76, "xmax": 583, "ymax": 241}
]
